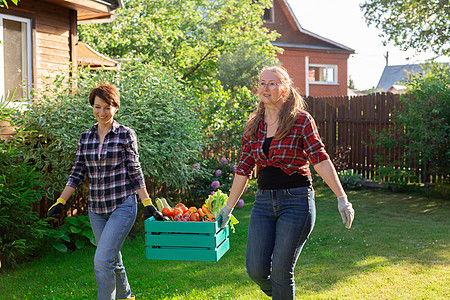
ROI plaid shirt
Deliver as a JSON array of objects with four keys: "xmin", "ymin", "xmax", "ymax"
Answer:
[
  {"xmin": 236, "ymin": 109, "xmax": 329, "ymax": 178},
  {"xmin": 66, "ymin": 121, "xmax": 146, "ymax": 214}
]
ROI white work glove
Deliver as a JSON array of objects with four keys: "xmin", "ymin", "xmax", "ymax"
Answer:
[
  {"xmin": 217, "ymin": 205, "xmax": 233, "ymax": 229},
  {"xmin": 337, "ymin": 195, "xmax": 354, "ymax": 229}
]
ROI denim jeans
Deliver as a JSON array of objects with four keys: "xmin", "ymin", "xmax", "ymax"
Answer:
[
  {"xmin": 246, "ymin": 187, "xmax": 316, "ymax": 300},
  {"xmin": 89, "ymin": 194, "xmax": 137, "ymax": 300}
]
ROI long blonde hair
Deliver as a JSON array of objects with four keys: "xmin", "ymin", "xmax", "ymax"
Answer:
[{"xmin": 244, "ymin": 65, "xmax": 306, "ymax": 140}]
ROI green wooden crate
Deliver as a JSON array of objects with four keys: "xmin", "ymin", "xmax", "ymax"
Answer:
[{"xmin": 144, "ymin": 216, "xmax": 230, "ymax": 262}]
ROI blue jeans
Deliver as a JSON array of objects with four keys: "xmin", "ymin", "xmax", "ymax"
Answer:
[
  {"xmin": 246, "ymin": 187, "xmax": 316, "ymax": 300},
  {"xmin": 89, "ymin": 194, "xmax": 137, "ymax": 300}
]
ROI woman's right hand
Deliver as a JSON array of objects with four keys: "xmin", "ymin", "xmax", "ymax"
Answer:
[{"xmin": 48, "ymin": 198, "xmax": 66, "ymax": 218}]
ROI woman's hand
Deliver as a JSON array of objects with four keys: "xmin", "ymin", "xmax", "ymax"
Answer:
[
  {"xmin": 218, "ymin": 205, "xmax": 233, "ymax": 228},
  {"xmin": 337, "ymin": 195, "xmax": 354, "ymax": 229}
]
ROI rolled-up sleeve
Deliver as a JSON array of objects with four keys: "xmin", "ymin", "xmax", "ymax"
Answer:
[
  {"xmin": 66, "ymin": 135, "xmax": 87, "ymax": 189},
  {"xmin": 125, "ymin": 129, "xmax": 146, "ymax": 190},
  {"xmin": 302, "ymin": 113, "xmax": 329, "ymax": 165},
  {"xmin": 236, "ymin": 134, "xmax": 256, "ymax": 178}
]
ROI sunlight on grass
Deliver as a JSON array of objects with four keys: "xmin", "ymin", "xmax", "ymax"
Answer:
[{"xmin": 1, "ymin": 185, "xmax": 449, "ymax": 299}]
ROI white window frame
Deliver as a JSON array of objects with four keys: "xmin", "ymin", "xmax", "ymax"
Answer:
[
  {"xmin": 0, "ymin": 13, "xmax": 32, "ymax": 104},
  {"xmin": 308, "ymin": 64, "xmax": 338, "ymax": 85}
]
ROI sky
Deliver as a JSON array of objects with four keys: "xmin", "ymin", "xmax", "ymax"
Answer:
[{"xmin": 287, "ymin": 0, "xmax": 450, "ymax": 90}]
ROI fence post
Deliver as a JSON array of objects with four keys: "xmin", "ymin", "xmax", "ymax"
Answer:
[{"xmin": 329, "ymin": 109, "xmax": 335, "ymax": 160}]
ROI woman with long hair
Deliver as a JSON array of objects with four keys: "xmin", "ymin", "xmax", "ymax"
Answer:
[{"xmin": 218, "ymin": 66, "xmax": 354, "ymax": 299}]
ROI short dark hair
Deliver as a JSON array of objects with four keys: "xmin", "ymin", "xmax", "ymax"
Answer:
[{"xmin": 89, "ymin": 84, "xmax": 120, "ymax": 107}]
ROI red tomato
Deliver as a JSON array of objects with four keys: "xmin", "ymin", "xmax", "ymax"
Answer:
[
  {"xmin": 190, "ymin": 212, "xmax": 200, "ymax": 222},
  {"xmin": 162, "ymin": 207, "xmax": 173, "ymax": 217},
  {"xmin": 172, "ymin": 208, "xmax": 183, "ymax": 217},
  {"xmin": 175, "ymin": 203, "xmax": 188, "ymax": 213}
]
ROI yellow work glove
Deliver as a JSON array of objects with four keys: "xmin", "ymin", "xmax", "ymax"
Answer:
[
  {"xmin": 48, "ymin": 198, "xmax": 66, "ymax": 218},
  {"xmin": 142, "ymin": 198, "xmax": 164, "ymax": 221}
]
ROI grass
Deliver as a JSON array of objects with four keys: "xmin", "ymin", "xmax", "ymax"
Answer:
[{"xmin": 1, "ymin": 184, "xmax": 449, "ymax": 299}]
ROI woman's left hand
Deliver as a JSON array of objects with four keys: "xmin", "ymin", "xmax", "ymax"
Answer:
[{"xmin": 337, "ymin": 195, "xmax": 354, "ymax": 229}]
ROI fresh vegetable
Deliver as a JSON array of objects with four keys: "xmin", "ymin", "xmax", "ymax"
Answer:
[
  {"xmin": 175, "ymin": 203, "xmax": 188, "ymax": 213},
  {"xmin": 197, "ymin": 208, "xmax": 207, "ymax": 221},
  {"xmin": 162, "ymin": 207, "xmax": 173, "ymax": 217},
  {"xmin": 190, "ymin": 212, "xmax": 200, "ymax": 221},
  {"xmin": 155, "ymin": 198, "xmax": 165, "ymax": 211},
  {"xmin": 202, "ymin": 204, "xmax": 216, "ymax": 221},
  {"xmin": 161, "ymin": 198, "xmax": 171, "ymax": 208},
  {"xmin": 205, "ymin": 189, "xmax": 239, "ymax": 232},
  {"xmin": 172, "ymin": 208, "xmax": 183, "ymax": 218}
]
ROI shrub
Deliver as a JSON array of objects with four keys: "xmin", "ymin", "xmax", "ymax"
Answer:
[
  {"xmin": 338, "ymin": 169, "xmax": 366, "ymax": 190},
  {"xmin": 11, "ymin": 62, "xmax": 203, "ymax": 215},
  {"xmin": 0, "ymin": 142, "xmax": 48, "ymax": 269},
  {"xmin": 197, "ymin": 81, "xmax": 258, "ymax": 162},
  {"xmin": 372, "ymin": 63, "xmax": 450, "ymax": 184},
  {"xmin": 45, "ymin": 216, "xmax": 96, "ymax": 253},
  {"xmin": 374, "ymin": 165, "xmax": 420, "ymax": 192}
]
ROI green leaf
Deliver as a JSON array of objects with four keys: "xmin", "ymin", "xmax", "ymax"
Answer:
[
  {"xmin": 70, "ymin": 226, "xmax": 82, "ymax": 234},
  {"xmin": 52, "ymin": 242, "xmax": 68, "ymax": 253},
  {"xmin": 75, "ymin": 239, "xmax": 85, "ymax": 249}
]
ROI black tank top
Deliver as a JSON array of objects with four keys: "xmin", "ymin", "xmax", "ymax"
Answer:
[{"xmin": 257, "ymin": 137, "xmax": 312, "ymax": 190}]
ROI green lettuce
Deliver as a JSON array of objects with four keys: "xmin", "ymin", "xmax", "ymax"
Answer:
[{"xmin": 205, "ymin": 189, "xmax": 239, "ymax": 233}]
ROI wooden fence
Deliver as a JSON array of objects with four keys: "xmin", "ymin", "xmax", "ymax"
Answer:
[{"xmin": 305, "ymin": 92, "xmax": 402, "ymax": 180}]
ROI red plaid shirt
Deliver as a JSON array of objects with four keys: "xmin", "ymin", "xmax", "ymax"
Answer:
[{"xmin": 236, "ymin": 109, "xmax": 329, "ymax": 177}]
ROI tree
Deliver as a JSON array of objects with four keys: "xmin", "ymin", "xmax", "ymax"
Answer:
[
  {"xmin": 78, "ymin": 0, "xmax": 280, "ymax": 86},
  {"xmin": 373, "ymin": 63, "xmax": 450, "ymax": 183},
  {"xmin": 0, "ymin": 0, "xmax": 18, "ymax": 8},
  {"xmin": 360, "ymin": 0, "xmax": 450, "ymax": 56}
]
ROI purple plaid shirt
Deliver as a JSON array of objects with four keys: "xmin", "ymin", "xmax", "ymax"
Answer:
[
  {"xmin": 236, "ymin": 109, "xmax": 329, "ymax": 178},
  {"xmin": 66, "ymin": 121, "xmax": 146, "ymax": 214}
]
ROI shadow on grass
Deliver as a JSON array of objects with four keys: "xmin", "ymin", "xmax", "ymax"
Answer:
[{"xmin": 1, "ymin": 187, "xmax": 448, "ymax": 299}]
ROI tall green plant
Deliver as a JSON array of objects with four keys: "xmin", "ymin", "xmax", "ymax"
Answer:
[
  {"xmin": 197, "ymin": 81, "xmax": 258, "ymax": 161},
  {"xmin": 1, "ymin": 92, "xmax": 50, "ymax": 269},
  {"xmin": 0, "ymin": 142, "xmax": 48, "ymax": 269},
  {"xmin": 373, "ymin": 63, "xmax": 450, "ymax": 183}
]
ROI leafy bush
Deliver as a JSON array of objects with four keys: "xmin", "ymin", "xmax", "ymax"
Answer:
[
  {"xmin": 0, "ymin": 142, "xmax": 48, "ymax": 269},
  {"xmin": 338, "ymin": 169, "xmax": 366, "ymax": 190},
  {"xmin": 45, "ymin": 216, "xmax": 96, "ymax": 253},
  {"xmin": 374, "ymin": 165, "xmax": 420, "ymax": 192},
  {"xmin": 197, "ymin": 81, "xmax": 258, "ymax": 162},
  {"xmin": 372, "ymin": 63, "xmax": 450, "ymax": 184},
  {"xmin": 11, "ymin": 62, "xmax": 203, "ymax": 214}
]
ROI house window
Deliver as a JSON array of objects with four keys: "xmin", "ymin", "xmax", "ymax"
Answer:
[
  {"xmin": 263, "ymin": 3, "xmax": 274, "ymax": 23},
  {"xmin": 308, "ymin": 64, "xmax": 338, "ymax": 84},
  {"xmin": 0, "ymin": 14, "xmax": 32, "ymax": 102}
]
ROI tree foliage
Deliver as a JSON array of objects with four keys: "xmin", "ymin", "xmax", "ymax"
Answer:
[
  {"xmin": 78, "ymin": 0, "xmax": 280, "ymax": 86},
  {"xmin": 360, "ymin": 0, "xmax": 450, "ymax": 56},
  {"xmin": 0, "ymin": 0, "xmax": 18, "ymax": 8},
  {"xmin": 373, "ymin": 63, "xmax": 450, "ymax": 183}
]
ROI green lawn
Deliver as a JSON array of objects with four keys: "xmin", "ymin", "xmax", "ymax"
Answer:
[{"xmin": 1, "ymin": 186, "xmax": 449, "ymax": 299}]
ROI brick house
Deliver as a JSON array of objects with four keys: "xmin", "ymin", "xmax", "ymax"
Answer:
[
  {"xmin": 263, "ymin": 0, "xmax": 354, "ymax": 97},
  {"xmin": 0, "ymin": 0, "xmax": 121, "ymax": 139}
]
